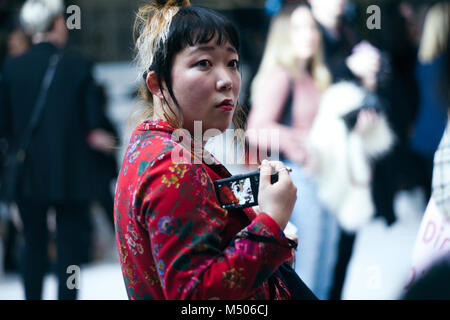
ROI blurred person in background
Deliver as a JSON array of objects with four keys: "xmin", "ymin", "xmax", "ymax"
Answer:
[
  {"xmin": 0, "ymin": 0, "xmax": 17, "ymax": 275},
  {"xmin": 307, "ymin": 0, "xmax": 358, "ymax": 83},
  {"xmin": 306, "ymin": 81, "xmax": 395, "ymax": 300},
  {"xmin": 403, "ymin": 1, "xmax": 449, "ymax": 300},
  {"xmin": 369, "ymin": 0, "xmax": 431, "ymax": 232},
  {"xmin": 0, "ymin": 0, "xmax": 113, "ymax": 299},
  {"xmin": 308, "ymin": 0, "xmax": 382, "ymax": 92},
  {"xmin": 246, "ymin": 3, "xmax": 336, "ymax": 299},
  {"xmin": 404, "ymin": 117, "xmax": 450, "ymax": 299},
  {"xmin": 409, "ymin": 1, "xmax": 449, "ymax": 183},
  {"xmin": 306, "ymin": 0, "xmax": 387, "ymax": 299},
  {"xmin": 7, "ymin": 28, "xmax": 31, "ymax": 58},
  {"xmin": 0, "ymin": 27, "xmax": 31, "ymax": 275}
]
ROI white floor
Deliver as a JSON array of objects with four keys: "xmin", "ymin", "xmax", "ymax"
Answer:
[{"xmin": 342, "ymin": 188, "xmax": 425, "ymax": 299}]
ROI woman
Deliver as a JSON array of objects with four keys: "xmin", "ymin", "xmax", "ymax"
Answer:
[
  {"xmin": 246, "ymin": 4, "xmax": 337, "ymax": 299},
  {"xmin": 409, "ymin": 1, "xmax": 449, "ymax": 184},
  {"xmin": 404, "ymin": 2, "xmax": 449, "ymax": 298},
  {"xmin": 114, "ymin": 0, "xmax": 298, "ymax": 300}
]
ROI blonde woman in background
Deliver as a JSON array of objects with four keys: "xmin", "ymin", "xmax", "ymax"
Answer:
[
  {"xmin": 409, "ymin": 1, "xmax": 449, "ymax": 162},
  {"xmin": 405, "ymin": 2, "xmax": 449, "ymax": 297},
  {"xmin": 246, "ymin": 3, "xmax": 339, "ymax": 299}
]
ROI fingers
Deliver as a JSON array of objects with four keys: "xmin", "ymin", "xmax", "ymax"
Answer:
[
  {"xmin": 259, "ymin": 160, "xmax": 292, "ymax": 186},
  {"xmin": 259, "ymin": 159, "xmax": 273, "ymax": 189},
  {"xmin": 270, "ymin": 161, "xmax": 291, "ymax": 183}
]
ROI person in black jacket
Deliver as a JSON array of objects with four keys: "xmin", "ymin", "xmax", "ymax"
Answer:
[
  {"xmin": 1, "ymin": 27, "xmax": 31, "ymax": 275},
  {"xmin": 0, "ymin": 0, "xmax": 112, "ymax": 300}
]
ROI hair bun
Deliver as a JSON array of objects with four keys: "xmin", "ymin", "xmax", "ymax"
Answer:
[{"xmin": 155, "ymin": 0, "xmax": 190, "ymax": 7}]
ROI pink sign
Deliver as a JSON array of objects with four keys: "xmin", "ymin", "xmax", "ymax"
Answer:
[{"xmin": 404, "ymin": 198, "xmax": 450, "ymax": 291}]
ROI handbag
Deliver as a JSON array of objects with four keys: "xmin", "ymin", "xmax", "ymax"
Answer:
[
  {"xmin": 266, "ymin": 235, "xmax": 318, "ymax": 300},
  {"xmin": 234, "ymin": 224, "xmax": 318, "ymax": 299},
  {"xmin": 0, "ymin": 53, "xmax": 61, "ymax": 202},
  {"xmin": 273, "ymin": 262, "xmax": 318, "ymax": 300}
]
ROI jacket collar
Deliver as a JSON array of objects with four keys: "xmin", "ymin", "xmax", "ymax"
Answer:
[
  {"xmin": 32, "ymin": 42, "xmax": 59, "ymax": 53},
  {"xmin": 137, "ymin": 119, "xmax": 229, "ymax": 173}
]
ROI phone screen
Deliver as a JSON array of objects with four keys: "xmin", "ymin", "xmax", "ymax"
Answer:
[{"xmin": 214, "ymin": 171, "xmax": 260, "ymax": 210}]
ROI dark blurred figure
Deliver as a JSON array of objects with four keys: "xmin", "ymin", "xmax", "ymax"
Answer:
[
  {"xmin": 0, "ymin": 0, "xmax": 13, "ymax": 65},
  {"xmin": 0, "ymin": 0, "xmax": 109, "ymax": 300},
  {"xmin": 1, "ymin": 27, "xmax": 31, "ymax": 275},
  {"xmin": 369, "ymin": 1, "xmax": 433, "ymax": 232},
  {"xmin": 7, "ymin": 28, "xmax": 31, "ymax": 58},
  {"xmin": 307, "ymin": 0, "xmax": 387, "ymax": 300},
  {"xmin": 308, "ymin": 0, "xmax": 360, "ymax": 83},
  {"xmin": 403, "ymin": 257, "xmax": 450, "ymax": 300}
]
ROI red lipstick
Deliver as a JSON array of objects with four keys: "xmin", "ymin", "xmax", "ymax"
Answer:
[{"xmin": 217, "ymin": 99, "xmax": 234, "ymax": 111}]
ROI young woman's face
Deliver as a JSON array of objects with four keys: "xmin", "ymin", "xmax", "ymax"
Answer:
[
  {"xmin": 169, "ymin": 38, "xmax": 241, "ymax": 135},
  {"xmin": 290, "ymin": 7, "xmax": 320, "ymax": 60}
]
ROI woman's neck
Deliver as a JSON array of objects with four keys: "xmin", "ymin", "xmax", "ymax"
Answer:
[
  {"xmin": 152, "ymin": 97, "xmax": 168, "ymax": 121},
  {"xmin": 152, "ymin": 100, "xmax": 209, "ymax": 149},
  {"xmin": 296, "ymin": 59, "xmax": 308, "ymax": 73},
  {"xmin": 294, "ymin": 58, "xmax": 313, "ymax": 80}
]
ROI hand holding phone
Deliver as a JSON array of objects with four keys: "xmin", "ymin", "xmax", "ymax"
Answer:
[
  {"xmin": 214, "ymin": 160, "xmax": 297, "ymax": 229},
  {"xmin": 258, "ymin": 160, "xmax": 297, "ymax": 229}
]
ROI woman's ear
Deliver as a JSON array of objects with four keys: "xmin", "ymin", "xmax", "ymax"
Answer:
[{"xmin": 145, "ymin": 71, "xmax": 164, "ymax": 100}]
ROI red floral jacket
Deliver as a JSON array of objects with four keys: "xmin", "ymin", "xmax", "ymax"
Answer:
[{"xmin": 114, "ymin": 120, "xmax": 294, "ymax": 300}]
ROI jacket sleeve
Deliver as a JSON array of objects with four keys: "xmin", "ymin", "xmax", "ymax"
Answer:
[{"xmin": 142, "ymin": 152, "xmax": 293, "ymax": 299}]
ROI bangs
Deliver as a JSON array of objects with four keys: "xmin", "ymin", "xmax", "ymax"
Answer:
[{"xmin": 169, "ymin": 6, "xmax": 240, "ymax": 53}]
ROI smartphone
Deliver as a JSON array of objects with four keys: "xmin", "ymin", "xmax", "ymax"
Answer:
[{"xmin": 214, "ymin": 168, "xmax": 289, "ymax": 210}]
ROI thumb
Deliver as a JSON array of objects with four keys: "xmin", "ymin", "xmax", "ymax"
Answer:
[{"xmin": 259, "ymin": 159, "xmax": 272, "ymax": 189}]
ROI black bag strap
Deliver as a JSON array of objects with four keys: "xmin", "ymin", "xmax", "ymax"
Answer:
[{"xmin": 16, "ymin": 53, "xmax": 61, "ymax": 162}]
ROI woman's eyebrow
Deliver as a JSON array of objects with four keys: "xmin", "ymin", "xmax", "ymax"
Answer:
[{"xmin": 188, "ymin": 45, "xmax": 237, "ymax": 55}]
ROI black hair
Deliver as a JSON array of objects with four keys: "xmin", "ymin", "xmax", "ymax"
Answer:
[{"xmin": 148, "ymin": 6, "xmax": 240, "ymax": 110}]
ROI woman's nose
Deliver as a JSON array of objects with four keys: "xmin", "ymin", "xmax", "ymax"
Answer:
[
  {"xmin": 216, "ymin": 71, "xmax": 233, "ymax": 91},
  {"xmin": 217, "ymin": 79, "xmax": 233, "ymax": 91}
]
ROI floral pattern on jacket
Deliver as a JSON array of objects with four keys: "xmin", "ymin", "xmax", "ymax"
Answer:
[{"xmin": 114, "ymin": 120, "xmax": 294, "ymax": 300}]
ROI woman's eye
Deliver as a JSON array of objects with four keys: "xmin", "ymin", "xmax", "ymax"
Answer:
[
  {"xmin": 195, "ymin": 60, "xmax": 212, "ymax": 68},
  {"xmin": 229, "ymin": 59, "xmax": 240, "ymax": 69}
]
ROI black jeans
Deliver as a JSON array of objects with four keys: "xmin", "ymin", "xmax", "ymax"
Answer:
[
  {"xmin": 329, "ymin": 230, "xmax": 356, "ymax": 300},
  {"xmin": 17, "ymin": 200, "xmax": 90, "ymax": 300}
]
